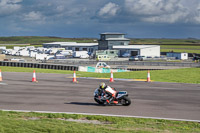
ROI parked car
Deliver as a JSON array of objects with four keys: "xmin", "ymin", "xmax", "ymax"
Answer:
[
  {"xmin": 96, "ymin": 62, "xmax": 110, "ymax": 68},
  {"xmin": 122, "ymin": 53, "xmax": 130, "ymax": 57},
  {"xmin": 129, "ymin": 56, "xmax": 139, "ymax": 61},
  {"xmin": 138, "ymin": 56, "xmax": 146, "ymax": 61},
  {"xmin": 96, "ymin": 55, "xmax": 111, "ymax": 61},
  {"xmin": 146, "ymin": 56, "xmax": 153, "ymax": 59},
  {"xmin": 193, "ymin": 56, "xmax": 200, "ymax": 61}
]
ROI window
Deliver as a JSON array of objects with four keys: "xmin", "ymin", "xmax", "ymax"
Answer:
[
  {"xmin": 83, "ymin": 48, "xmax": 87, "ymax": 51},
  {"xmin": 75, "ymin": 48, "xmax": 79, "ymax": 51}
]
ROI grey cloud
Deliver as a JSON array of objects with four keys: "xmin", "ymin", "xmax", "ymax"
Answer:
[
  {"xmin": 23, "ymin": 11, "xmax": 45, "ymax": 22},
  {"xmin": 98, "ymin": 2, "xmax": 120, "ymax": 17},
  {"xmin": 0, "ymin": 0, "xmax": 22, "ymax": 16},
  {"xmin": 124, "ymin": 0, "xmax": 200, "ymax": 24}
]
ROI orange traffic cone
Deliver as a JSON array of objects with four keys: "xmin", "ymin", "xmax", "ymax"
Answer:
[
  {"xmin": 147, "ymin": 70, "xmax": 151, "ymax": 82},
  {"xmin": 110, "ymin": 71, "xmax": 114, "ymax": 82},
  {"xmin": 32, "ymin": 70, "xmax": 37, "ymax": 82},
  {"xmin": 72, "ymin": 71, "xmax": 77, "ymax": 83},
  {"xmin": 0, "ymin": 69, "xmax": 2, "ymax": 82}
]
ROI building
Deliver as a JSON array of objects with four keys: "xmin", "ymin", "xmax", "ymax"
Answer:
[
  {"xmin": 98, "ymin": 33, "xmax": 130, "ymax": 50},
  {"xmin": 113, "ymin": 45, "xmax": 160, "ymax": 57},
  {"xmin": 43, "ymin": 42, "xmax": 98, "ymax": 54},
  {"xmin": 42, "ymin": 33, "xmax": 160, "ymax": 58},
  {"xmin": 166, "ymin": 52, "xmax": 188, "ymax": 60}
]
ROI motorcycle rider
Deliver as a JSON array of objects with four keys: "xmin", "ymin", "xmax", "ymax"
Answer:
[{"xmin": 99, "ymin": 82, "xmax": 117, "ymax": 104}]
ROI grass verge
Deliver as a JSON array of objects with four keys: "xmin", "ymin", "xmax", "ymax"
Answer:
[
  {"xmin": 0, "ymin": 111, "xmax": 199, "ymax": 133},
  {"xmin": 161, "ymin": 49, "xmax": 200, "ymax": 54},
  {"xmin": 0, "ymin": 66, "xmax": 200, "ymax": 84},
  {"xmin": 160, "ymin": 45, "xmax": 200, "ymax": 49}
]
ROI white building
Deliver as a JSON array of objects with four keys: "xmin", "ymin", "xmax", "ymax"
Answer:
[{"xmin": 113, "ymin": 45, "xmax": 160, "ymax": 57}]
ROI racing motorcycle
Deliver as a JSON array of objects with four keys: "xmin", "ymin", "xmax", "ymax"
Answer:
[{"xmin": 94, "ymin": 88, "xmax": 131, "ymax": 106}]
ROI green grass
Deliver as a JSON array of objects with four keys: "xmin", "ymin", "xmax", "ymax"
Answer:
[
  {"xmin": 1, "ymin": 66, "xmax": 200, "ymax": 84},
  {"xmin": 0, "ymin": 36, "xmax": 96, "ymax": 45},
  {"xmin": 161, "ymin": 49, "xmax": 200, "ymax": 54},
  {"xmin": 1, "ymin": 36, "xmax": 200, "ymax": 45},
  {"xmin": 160, "ymin": 45, "xmax": 200, "ymax": 49},
  {"xmin": 3, "ymin": 44, "xmax": 43, "ymax": 49},
  {"xmin": 130, "ymin": 38, "xmax": 200, "ymax": 44},
  {"xmin": 0, "ymin": 111, "xmax": 199, "ymax": 133}
]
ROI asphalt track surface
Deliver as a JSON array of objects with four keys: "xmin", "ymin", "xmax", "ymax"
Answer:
[{"xmin": 0, "ymin": 72, "xmax": 200, "ymax": 122}]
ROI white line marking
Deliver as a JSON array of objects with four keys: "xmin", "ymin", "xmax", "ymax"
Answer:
[{"xmin": 1, "ymin": 109, "xmax": 200, "ymax": 123}]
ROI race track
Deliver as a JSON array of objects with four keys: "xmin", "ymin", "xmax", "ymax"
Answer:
[{"xmin": 0, "ymin": 72, "xmax": 200, "ymax": 122}]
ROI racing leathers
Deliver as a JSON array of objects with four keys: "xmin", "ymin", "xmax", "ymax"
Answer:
[{"xmin": 99, "ymin": 86, "xmax": 117, "ymax": 104}]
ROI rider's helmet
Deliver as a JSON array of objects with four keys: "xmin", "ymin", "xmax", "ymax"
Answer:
[{"xmin": 99, "ymin": 82, "xmax": 107, "ymax": 90}]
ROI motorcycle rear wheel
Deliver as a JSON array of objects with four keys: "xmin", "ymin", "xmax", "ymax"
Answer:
[{"xmin": 121, "ymin": 96, "xmax": 131, "ymax": 106}]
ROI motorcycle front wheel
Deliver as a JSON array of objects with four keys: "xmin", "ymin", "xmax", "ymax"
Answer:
[
  {"xmin": 121, "ymin": 96, "xmax": 131, "ymax": 106},
  {"xmin": 94, "ymin": 97, "xmax": 104, "ymax": 105}
]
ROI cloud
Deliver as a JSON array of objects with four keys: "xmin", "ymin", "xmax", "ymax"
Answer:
[
  {"xmin": 1, "ymin": 0, "xmax": 200, "ymax": 38},
  {"xmin": 0, "ymin": 0, "xmax": 22, "ymax": 16},
  {"xmin": 193, "ymin": 3, "xmax": 200, "ymax": 23},
  {"xmin": 124, "ymin": 0, "xmax": 200, "ymax": 24},
  {"xmin": 23, "ymin": 11, "xmax": 45, "ymax": 24},
  {"xmin": 125, "ymin": 0, "xmax": 185, "ymax": 15},
  {"xmin": 98, "ymin": 2, "xmax": 120, "ymax": 17}
]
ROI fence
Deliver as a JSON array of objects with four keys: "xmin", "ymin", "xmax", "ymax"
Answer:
[
  {"xmin": 0, "ymin": 61, "xmax": 78, "ymax": 71},
  {"xmin": 1, "ymin": 61, "xmax": 199, "ymax": 72},
  {"xmin": 49, "ymin": 60, "xmax": 200, "ymax": 68}
]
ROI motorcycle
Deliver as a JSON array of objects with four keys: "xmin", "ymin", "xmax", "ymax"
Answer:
[{"xmin": 94, "ymin": 88, "xmax": 131, "ymax": 106}]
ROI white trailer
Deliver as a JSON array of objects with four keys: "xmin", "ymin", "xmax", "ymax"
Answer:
[
  {"xmin": 19, "ymin": 50, "xmax": 29, "ymax": 56},
  {"xmin": 55, "ymin": 54, "xmax": 65, "ymax": 59},
  {"xmin": 46, "ymin": 55, "xmax": 54, "ymax": 60},
  {"xmin": 35, "ymin": 54, "xmax": 48, "ymax": 60},
  {"xmin": 13, "ymin": 46, "xmax": 22, "ymax": 51},
  {"xmin": 26, "ymin": 46, "xmax": 35, "ymax": 50},
  {"xmin": 30, "ymin": 51, "xmax": 38, "ymax": 58},
  {"xmin": 60, "ymin": 50, "xmax": 73, "ymax": 56},
  {"xmin": 5, "ymin": 49, "xmax": 12, "ymax": 55},
  {"xmin": 80, "ymin": 54, "xmax": 89, "ymax": 58},
  {"xmin": 11, "ymin": 50, "xmax": 18, "ymax": 56},
  {"xmin": 50, "ymin": 48, "xmax": 65, "ymax": 54},
  {"xmin": 73, "ymin": 51, "xmax": 88, "ymax": 58},
  {"xmin": 0, "ymin": 46, "xmax": 6, "ymax": 50}
]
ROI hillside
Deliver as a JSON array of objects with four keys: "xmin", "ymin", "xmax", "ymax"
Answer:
[
  {"xmin": 0, "ymin": 36, "xmax": 200, "ymax": 45},
  {"xmin": 0, "ymin": 36, "xmax": 96, "ymax": 45}
]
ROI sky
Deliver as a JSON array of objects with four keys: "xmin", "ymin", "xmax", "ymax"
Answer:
[{"xmin": 0, "ymin": 0, "xmax": 200, "ymax": 39}]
